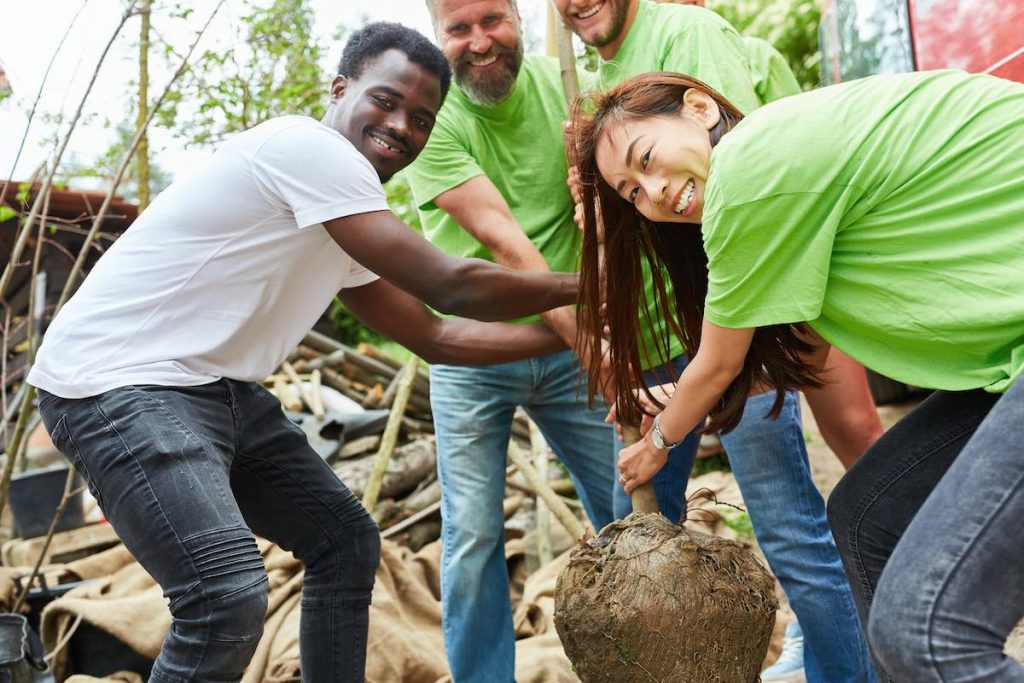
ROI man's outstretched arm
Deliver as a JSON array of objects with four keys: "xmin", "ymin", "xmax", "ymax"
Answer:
[
  {"xmin": 337, "ymin": 278, "xmax": 568, "ymax": 365},
  {"xmin": 325, "ymin": 210, "xmax": 575, "ymax": 322},
  {"xmin": 433, "ymin": 176, "xmax": 581, "ymax": 346}
]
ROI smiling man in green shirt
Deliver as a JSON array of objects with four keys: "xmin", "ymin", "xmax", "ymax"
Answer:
[{"xmin": 404, "ymin": 1, "xmax": 615, "ymax": 680}]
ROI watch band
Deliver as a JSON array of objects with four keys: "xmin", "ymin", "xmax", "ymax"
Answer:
[{"xmin": 651, "ymin": 414, "xmax": 682, "ymax": 451}]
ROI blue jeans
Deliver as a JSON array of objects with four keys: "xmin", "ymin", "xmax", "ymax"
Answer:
[
  {"xmin": 828, "ymin": 382, "xmax": 1024, "ymax": 682},
  {"xmin": 724, "ymin": 391, "xmax": 876, "ymax": 683},
  {"xmin": 36, "ymin": 381, "xmax": 380, "ymax": 682},
  {"xmin": 430, "ymin": 350, "xmax": 616, "ymax": 682},
  {"xmin": 613, "ymin": 355, "xmax": 701, "ymax": 523}
]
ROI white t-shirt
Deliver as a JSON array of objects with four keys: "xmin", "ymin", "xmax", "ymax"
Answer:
[{"xmin": 29, "ymin": 116, "xmax": 387, "ymax": 398}]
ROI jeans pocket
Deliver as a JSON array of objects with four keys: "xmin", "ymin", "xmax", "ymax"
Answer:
[{"xmin": 49, "ymin": 415, "xmax": 105, "ymax": 513}]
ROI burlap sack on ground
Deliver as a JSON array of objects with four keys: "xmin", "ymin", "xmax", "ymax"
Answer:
[{"xmin": 40, "ymin": 536, "xmax": 575, "ymax": 682}]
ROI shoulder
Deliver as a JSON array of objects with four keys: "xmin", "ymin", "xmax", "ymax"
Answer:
[
  {"xmin": 520, "ymin": 55, "xmax": 568, "ymax": 95},
  {"xmin": 250, "ymin": 116, "xmax": 377, "ymax": 179},
  {"xmin": 644, "ymin": 1, "xmax": 741, "ymax": 36}
]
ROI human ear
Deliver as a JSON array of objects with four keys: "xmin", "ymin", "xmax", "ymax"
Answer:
[
  {"xmin": 681, "ymin": 88, "xmax": 721, "ymax": 131},
  {"xmin": 330, "ymin": 75, "xmax": 349, "ymax": 102}
]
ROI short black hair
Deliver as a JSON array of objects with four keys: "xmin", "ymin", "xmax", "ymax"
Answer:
[{"xmin": 338, "ymin": 22, "xmax": 451, "ymax": 101}]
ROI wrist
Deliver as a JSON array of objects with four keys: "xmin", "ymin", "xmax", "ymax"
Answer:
[{"xmin": 651, "ymin": 413, "xmax": 683, "ymax": 451}]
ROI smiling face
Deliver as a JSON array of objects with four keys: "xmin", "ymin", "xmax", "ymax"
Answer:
[
  {"xmin": 594, "ymin": 89, "xmax": 720, "ymax": 224},
  {"xmin": 433, "ymin": 0, "xmax": 524, "ymax": 106},
  {"xmin": 324, "ymin": 48, "xmax": 442, "ymax": 182},
  {"xmin": 553, "ymin": 0, "xmax": 635, "ymax": 59}
]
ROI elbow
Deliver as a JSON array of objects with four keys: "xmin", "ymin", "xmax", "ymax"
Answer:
[
  {"xmin": 429, "ymin": 260, "xmax": 497, "ymax": 321},
  {"xmin": 701, "ymin": 356, "xmax": 745, "ymax": 395}
]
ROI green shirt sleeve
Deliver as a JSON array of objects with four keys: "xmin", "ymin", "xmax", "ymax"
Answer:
[
  {"xmin": 660, "ymin": 26, "xmax": 760, "ymax": 115},
  {"xmin": 743, "ymin": 36, "xmax": 801, "ymax": 105},
  {"xmin": 404, "ymin": 116, "xmax": 483, "ymax": 211},
  {"xmin": 702, "ymin": 185, "xmax": 847, "ymax": 329}
]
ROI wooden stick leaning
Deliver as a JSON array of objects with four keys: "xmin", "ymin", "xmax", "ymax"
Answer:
[
  {"xmin": 362, "ymin": 356, "xmax": 420, "ymax": 518},
  {"xmin": 507, "ymin": 441, "xmax": 583, "ymax": 538},
  {"xmin": 11, "ymin": 468, "xmax": 84, "ymax": 613},
  {"xmin": 530, "ymin": 420, "xmax": 554, "ymax": 565}
]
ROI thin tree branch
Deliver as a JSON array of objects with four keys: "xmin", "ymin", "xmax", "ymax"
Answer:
[
  {"xmin": 58, "ymin": 0, "xmax": 227, "ymax": 310},
  {"xmin": 2, "ymin": 0, "xmax": 91, "ymax": 197},
  {"xmin": 0, "ymin": 0, "xmax": 142, "ymax": 304}
]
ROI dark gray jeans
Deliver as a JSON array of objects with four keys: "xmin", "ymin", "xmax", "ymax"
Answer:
[
  {"xmin": 828, "ymin": 379, "xmax": 1024, "ymax": 682},
  {"xmin": 37, "ymin": 380, "xmax": 380, "ymax": 682}
]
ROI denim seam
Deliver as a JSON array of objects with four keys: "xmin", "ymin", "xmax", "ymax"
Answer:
[
  {"xmin": 92, "ymin": 393, "xmax": 211, "ymax": 678},
  {"xmin": 845, "ymin": 414, "xmax": 986, "ymax": 605},
  {"xmin": 231, "ymin": 453, "xmax": 357, "ymax": 563},
  {"xmin": 922, "ymin": 463, "xmax": 1024, "ymax": 681}
]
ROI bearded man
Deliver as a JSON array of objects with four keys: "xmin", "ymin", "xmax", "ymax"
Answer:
[{"xmin": 403, "ymin": 0, "xmax": 617, "ymax": 680}]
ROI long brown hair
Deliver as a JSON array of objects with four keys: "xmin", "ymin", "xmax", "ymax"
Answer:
[{"xmin": 569, "ymin": 72, "xmax": 820, "ymax": 432}]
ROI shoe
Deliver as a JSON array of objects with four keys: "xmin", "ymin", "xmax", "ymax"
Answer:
[{"xmin": 761, "ymin": 619, "xmax": 806, "ymax": 682}]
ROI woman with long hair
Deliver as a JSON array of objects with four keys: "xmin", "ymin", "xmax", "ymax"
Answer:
[{"xmin": 570, "ymin": 68, "xmax": 1024, "ymax": 681}]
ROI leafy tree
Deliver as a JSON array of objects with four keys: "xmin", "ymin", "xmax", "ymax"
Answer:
[
  {"xmin": 158, "ymin": 0, "xmax": 334, "ymax": 146},
  {"xmin": 711, "ymin": 0, "xmax": 822, "ymax": 89}
]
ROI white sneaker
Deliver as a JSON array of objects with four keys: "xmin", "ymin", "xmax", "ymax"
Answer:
[{"xmin": 761, "ymin": 620, "xmax": 806, "ymax": 682}]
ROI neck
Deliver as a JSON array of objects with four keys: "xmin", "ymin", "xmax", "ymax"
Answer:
[{"xmin": 597, "ymin": 0, "xmax": 640, "ymax": 60}]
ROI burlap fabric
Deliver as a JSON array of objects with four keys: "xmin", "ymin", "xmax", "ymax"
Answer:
[{"xmin": 37, "ymin": 536, "xmax": 576, "ymax": 682}]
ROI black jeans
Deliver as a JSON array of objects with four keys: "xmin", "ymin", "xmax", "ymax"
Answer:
[
  {"xmin": 828, "ymin": 382, "xmax": 1024, "ymax": 681},
  {"xmin": 37, "ymin": 380, "xmax": 380, "ymax": 682}
]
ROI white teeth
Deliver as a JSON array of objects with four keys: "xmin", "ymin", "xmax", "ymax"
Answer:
[
  {"xmin": 468, "ymin": 53, "xmax": 498, "ymax": 66},
  {"xmin": 370, "ymin": 135, "xmax": 399, "ymax": 153},
  {"xmin": 674, "ymin": 179, "xmax": 695, "ymax": 214},
  {"xmin": 577, "ymin": 2, "xmax": 603, "ymax": 18}
]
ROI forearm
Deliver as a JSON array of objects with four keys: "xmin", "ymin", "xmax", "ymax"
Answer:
[
  {"xmin": 416, "ymin": 319, "xmax": 567, "ymax": 365},
  {"xmin": 440, "ymin": 258, "xmax": 576, "ymax": 322},
  {"xmin": 656, "ymin": 354, "xmax": 740, "ymax": 443}
]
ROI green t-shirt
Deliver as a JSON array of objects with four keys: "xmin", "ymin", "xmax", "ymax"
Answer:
[
  {"xmin": 405, "ymin": 56, "xmax": 590, "ymax": 324},
  {"xmin": 599, "ymin": 0, "xmax": 760, "ymax": 114},
  {"xmin": 598, "ymin": 0, "xmax": 760, "ymax": 367},
  {"xmin": 743, "ymin": 36, "xmax": 801, "ymax": 105},
  {"xmin": 703, "ymin": 70, "xmax": 1024, "ymax": 393}
]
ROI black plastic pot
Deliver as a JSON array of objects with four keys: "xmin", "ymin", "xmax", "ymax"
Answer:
[{"xmin": 8, "ymin": 466, "xmax": 85, "ymax": 539}]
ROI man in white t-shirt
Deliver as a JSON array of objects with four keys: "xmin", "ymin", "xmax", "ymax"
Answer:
[{"xmin": 29, "ymin": 23, "xmax": 576, "ymax": 682}]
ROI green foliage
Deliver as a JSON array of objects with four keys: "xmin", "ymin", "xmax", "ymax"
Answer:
[
  {"xmin": 712, "ymin": 0, "xmax": 821, "ymax": 89},
  {"xmin": 0, "ymin": 205, "xmax": 16, "ymax": 223},
  {"xmin": 692, "ymin": 450, "xmax": 731, "ymax": 477},
  {"xmin": 160, "ymin": 0, "xmax": 334, "ymax": 145},
  {"xmin": 82, "ymin": 118, "xmax": 173, "ymax": 203},
  {"xmin": 720, "ymin": 507, "xmax": 755, "ymax": 539},
  {"xmin": 386, "ymin": 171, "xmax": 422, "ymax": 233}
]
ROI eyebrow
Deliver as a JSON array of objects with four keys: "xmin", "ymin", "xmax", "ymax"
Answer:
[
  {"xmin": 370, "ymin": 85, "xmax": 405, "ymax": 100},
  {"xmin": 615, "ymin": 136, "xmax": 642, "ymax": 194}
]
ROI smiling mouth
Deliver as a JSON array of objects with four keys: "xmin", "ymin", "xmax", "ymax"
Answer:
[
  {"xmin": 369, "ymin": 133, "xmax": 406, "ymax": 156},
  {"xmin": 672, "ymin": 179, "xmax": 696, "ymax": 215},
  {"xmin": 467, "ymin": 52, "xmax": 499, "ymax": 67},
  {"xmin": 576, "ymin": 1, "xmax": 605, "ymax": 19}
]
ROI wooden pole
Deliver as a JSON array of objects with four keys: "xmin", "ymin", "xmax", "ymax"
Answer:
[
  {"xmin": 507, "ymin": 441, "xmax": 583, "ymax": 538},
  {"xmin": 362, "ymin": 357, "xmax": 420, "ymax": 518}
]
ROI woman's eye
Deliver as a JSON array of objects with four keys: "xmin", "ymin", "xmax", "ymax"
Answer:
[
  {"xmin": 628, "ymin": 188, "xmax": 639, "ymax": 203},
  {"xmin": 641, "ymin": 150, "xmax": 650, "ymax": 169}
]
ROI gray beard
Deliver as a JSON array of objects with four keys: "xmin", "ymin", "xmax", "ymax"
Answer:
[{"xmin": 454, "ymin": 43, "xmax": 524, "ymax": 106}]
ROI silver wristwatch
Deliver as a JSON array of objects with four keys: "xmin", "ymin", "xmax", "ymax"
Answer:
[{"xmin": 651, "ymin": 414, "xmax": 682, "ymax": 451}]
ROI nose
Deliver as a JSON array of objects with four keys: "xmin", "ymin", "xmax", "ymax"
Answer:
[
  {"xmin": 468, "ymin": 25, "xmax": 492, "ymax": 54},
  {"xmin": 641, "ymin": 176, "xmax": 667, "ymax": 205},
  {"xmin": 385, "ymin": 113, "xmax": 410, "ymax": 141}
]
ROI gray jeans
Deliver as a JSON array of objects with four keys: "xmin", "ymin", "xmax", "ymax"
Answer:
[
  {"xmin": 828, "ymin": 379, "xmax": 1024, "ymax": 682},
  {"xmin": 37, "ymin": 380, "xmax": 379, "ymax": 682}
]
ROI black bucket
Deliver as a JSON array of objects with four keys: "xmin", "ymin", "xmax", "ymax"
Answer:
[{"xmin": 8, "ymin": 466, "xmax": 85, "ymax": 539}]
